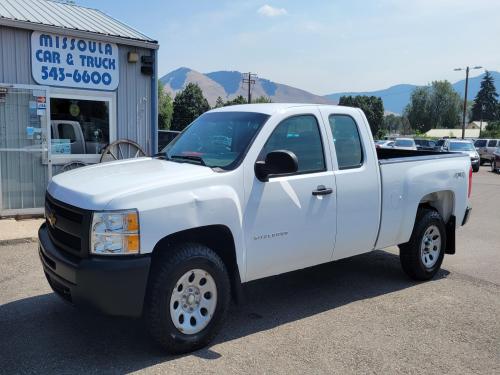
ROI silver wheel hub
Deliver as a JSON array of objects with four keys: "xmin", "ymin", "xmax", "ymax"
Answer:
[
  {"xmin": 420, "ymin": 225, "xmax": 441, "ymax": 268},
  {"xmin": 170, "ymin": 269, "xmax": 217, "ymax": 335}
]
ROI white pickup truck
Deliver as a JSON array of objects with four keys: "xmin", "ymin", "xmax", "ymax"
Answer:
[{"xmin": 39, "ymin": 104, "xmax": 472, "ymax": 353}]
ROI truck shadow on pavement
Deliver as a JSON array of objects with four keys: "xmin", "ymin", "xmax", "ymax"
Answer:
[{"xmin": 0, "ymin": 250, "xmax": 449, "ymax": 373}]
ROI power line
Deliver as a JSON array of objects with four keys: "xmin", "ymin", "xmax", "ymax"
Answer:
[{"xmin": 242, "ymin": 72, "xmax": 258, "ymax": 103}]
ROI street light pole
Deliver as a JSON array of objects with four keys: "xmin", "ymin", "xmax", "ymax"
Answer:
[
  {"xmin": 462, "ymin": 66, "xmax": 469, "ymax": 139},
  {"xmin": 454, "ymin": 66, "xmax": 482, "ymax": 139}
]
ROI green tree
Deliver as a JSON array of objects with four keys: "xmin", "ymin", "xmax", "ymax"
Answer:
[
  {"xmin": 471, "ymin": 71, "xmax": 499, "ymax": 121},
  {"xmin": 383, "ymin": 114, "xmax": 409, "ymax": 136},
  {"xmin": 158, "ymin": 81, "xmax": 173, "ymax": 130},
  {"xmin": 482, "ymin": 121, "xmax": 500, "ymax": 138},
  {"xmin": 338, "ymin": 95, "xmax": 384, "ymax": 137},
  {"xmin": 405, "ymin": 87, "xmax": 431, "ymax": 132},
  {"xmin": 404, "ymin": 81, "xmax": 461, "ymax": 132},
  {"xmin": 253, "ymin": 96, "xmax": 272, "ymax": 103},
  {"xmin": 171, "ymin": 83, "xmax": 210, "ymax": 131},
  {"xmin": 214, "ymin": 96, "xmax": 225, "ymax": 108},
  {"xmin": 224, "ymin": 95, "xmax": 247, "ymax": 106}
]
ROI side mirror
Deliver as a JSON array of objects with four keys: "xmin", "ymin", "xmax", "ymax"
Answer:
[{"xmin": 255, "ymin": 150, "xmax": 298, "ymax": 182}]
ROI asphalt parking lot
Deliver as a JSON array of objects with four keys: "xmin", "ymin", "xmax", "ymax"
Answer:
[{"xmin": 1, "ymin": 166, "xmax": 499, "ymax": 374}]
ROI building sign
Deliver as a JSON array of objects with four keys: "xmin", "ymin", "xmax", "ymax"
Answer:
[{"xmin": 31, "ymin": 31, "xmax": 119, "ymax": 91}]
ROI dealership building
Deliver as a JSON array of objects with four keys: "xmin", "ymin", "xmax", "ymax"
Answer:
[{"xmin": 0, "ymin": 0, "xmax": 159, "ymax": 216}]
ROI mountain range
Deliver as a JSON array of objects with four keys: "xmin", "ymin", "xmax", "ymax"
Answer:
[
  {"xmin": 160, "ymin": 68, "xmax": 500, "ymax": 114},
  {"xmin": 160, "ymin": 67, "xmax": 332, "ymax": 107}
]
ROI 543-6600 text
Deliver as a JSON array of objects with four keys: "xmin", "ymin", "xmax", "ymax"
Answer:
[{"xmin": 40, "ymin": 66, "xmax": 112, "ymax": 86}]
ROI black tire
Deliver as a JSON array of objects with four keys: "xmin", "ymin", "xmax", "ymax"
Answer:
[
  {"xmin": 145, "ymin": 243, "xmax": 231, "ymax": 354},
  {"xmin": 491, "ymin": 160, "xmax": 497, "ymax": 173},
  {"xmin": 399, "ymin": 208, "xmax": 446, "ymax": 281},
  {"xmin": 473, "ymin": 165, "xmax": 480, "ymax": 173}
]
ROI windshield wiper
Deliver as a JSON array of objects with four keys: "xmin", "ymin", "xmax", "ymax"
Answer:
[
  {"xmin": 170, "ymin": 154, "xmax": 206, "ymax": 166},
  {"xmin": 153, "ymin": 152, "xmax": 167, "ymax": 159}
]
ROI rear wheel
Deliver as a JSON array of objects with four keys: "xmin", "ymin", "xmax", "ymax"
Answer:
[
  {"xmin": 491, "ymin": 159, "xmax": 497, "ymax": 173},
  {"xmin": 399, "ymin": 208, "xmax": 446, "ymax": 280},
  {"xmin": 145, "ymin": 243, "xmax": 231, "ymax": 354}
]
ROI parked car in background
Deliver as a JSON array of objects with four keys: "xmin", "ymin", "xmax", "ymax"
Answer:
[
  {"xmin": 443, "ymin": 139, "xmax": 480, "ymax": 172},
  {"xmin": 375, "ymin": 140, "xmax": 395, "ymax": 149},
  {"xmin": 474, "ymin": 139, "xmax": 500, "ymax": 165},
  {"xmin": 393, "ymin": 138, "xmax": 417, "ymax": 150},
  {"xmin": 50, "ymin": 120, "xmax": 86, "ymax": 154},
  {"xmin": 434, "ymin": 139, "xmax": 446, "ymax": 152},
  {"xmin": 414, "ymin": 139, "xmax": 436, "ymax": 151},
  {"xmin": 491, "ymin": 147, "xmax": 500, "ymax": 173}
]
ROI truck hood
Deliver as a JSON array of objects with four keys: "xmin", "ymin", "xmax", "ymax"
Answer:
[{"xmin": 48, "ymin": 157, "xmax": 214, "ymax": 210}]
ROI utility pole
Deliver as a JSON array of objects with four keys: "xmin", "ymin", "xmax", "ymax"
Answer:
[
  {"xmin": 454, "ymin": 66, "xmax": 482, "ymax": 139},
  {"xmin": 242, "ymin": 72, "xmax": 257, "ymax": 103}
]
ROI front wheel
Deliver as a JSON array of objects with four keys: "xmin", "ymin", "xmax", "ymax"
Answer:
[
  {"xmin": 145, "ymin": 243, "xmax": 231, "ymax": 354},
  {"xmin": 399, "ymin": 209, "xmax": 446, "ymax": 280}
]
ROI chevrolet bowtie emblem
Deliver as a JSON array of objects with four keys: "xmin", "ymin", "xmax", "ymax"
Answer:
[{"xmin": 47, "ymin": 211, "xmax": 57, "ymax": 227}]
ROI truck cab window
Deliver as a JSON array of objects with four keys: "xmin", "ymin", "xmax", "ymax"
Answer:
[
  {"xmin": 57, "ymin": 123, "xmax": 77, "ymax": 143},
  {"xmin": 260, "ymin": 115, "xmax": 325, "ymax": 173},
  {"xmin": 329, "ymin": 115, "xmax": 363, "ymax": 169}
]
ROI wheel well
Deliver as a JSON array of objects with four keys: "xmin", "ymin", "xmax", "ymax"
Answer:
[
  {"xmin": 151, "ymin": 225, "xmax": 243, "ymax": 302},
  {"xmin": 418, "ymin": 190, "xmax": 454, "ymax": 223},
  {"xmin": 418, "ymin": 192, "xmax": 456, "ymax": 255}
]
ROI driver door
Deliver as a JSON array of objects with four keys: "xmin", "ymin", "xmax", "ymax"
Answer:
[{"xmin": 243, "ymin": 110, "xmax": 337, "ymax": 281}]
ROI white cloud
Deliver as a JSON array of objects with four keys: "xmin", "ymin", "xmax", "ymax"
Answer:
[{"xmin": 257, "ymin": 4, "xmax": 287, "ymax": 17}]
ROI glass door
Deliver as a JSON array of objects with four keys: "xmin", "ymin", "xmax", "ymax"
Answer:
[{"xmin": 0, "ymin": 86, "xmax": 51, "ymax": 216}]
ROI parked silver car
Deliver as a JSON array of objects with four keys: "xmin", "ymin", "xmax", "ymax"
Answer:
[
  {"xmin": 393, "ymin": 138, "xmax": 417, "ymax": 150},
  {"xmin": 375, "ymin": 140, "xmax": 395, "ymax": 149},
  {"xmin": 444, "ymin": 139, "xmax": 480, "ymax": 172},
  {"xmin": 474, "ymin": 139, "xmax": 500, "ymax": 165}
]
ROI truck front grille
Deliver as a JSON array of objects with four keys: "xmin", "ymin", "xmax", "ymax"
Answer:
[{"xmin": 45, "ymin": 194, "xmax": 92, "ymax": 258}]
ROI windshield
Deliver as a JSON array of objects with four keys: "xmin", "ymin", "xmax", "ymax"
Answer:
[
  {"xmin": 162, "ymin": 111, "xmax": 269, "ymax": 169},
  {"xmin": 395, "ymin": 139, "xmax": 414, "ymax": 147},
  {"xmin": 450, "ymin": 142, "xmax": 474, "ymax": 151},
  {"xmin": 474, "ymin": 139, "xmax": 487, "ymax": 147}
]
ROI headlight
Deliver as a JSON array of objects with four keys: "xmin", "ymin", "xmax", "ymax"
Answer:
[{"xmin": 91, "ymin": 210, "xmax": 140, "ymax": 255}]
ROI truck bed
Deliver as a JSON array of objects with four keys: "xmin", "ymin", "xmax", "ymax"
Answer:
[
  {"xmin": 375, "ymin": 148, "xmax": 470, "ymax": 250},
  {"xmin": 376, "ymin": 148, "xmax": 463, "ymax": 164}
]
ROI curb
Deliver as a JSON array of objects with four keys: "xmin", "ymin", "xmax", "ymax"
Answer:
[{"xmin": 0, "ymin": 237, "xmax": 38, "ymax": 246}]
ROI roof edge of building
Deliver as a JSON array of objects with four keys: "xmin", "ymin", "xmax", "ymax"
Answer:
[{"xmin": 0, "ymin": 18, "xmax": 159, "ymax": 49}]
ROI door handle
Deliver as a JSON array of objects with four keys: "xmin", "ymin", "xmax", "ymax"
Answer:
[{"xmin": 312, "ymin": 185, "xmax": 333, "ymax": 196}]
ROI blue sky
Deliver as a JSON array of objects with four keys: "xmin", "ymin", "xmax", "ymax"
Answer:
[{"xmin": 76, "ymin": 0, "xmax": 500, "ymax": 95}]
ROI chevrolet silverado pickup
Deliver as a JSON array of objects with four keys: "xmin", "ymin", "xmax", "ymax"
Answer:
[{"xmin": 39, "ymin": 104, "xmax": 472, "ymax": 353}]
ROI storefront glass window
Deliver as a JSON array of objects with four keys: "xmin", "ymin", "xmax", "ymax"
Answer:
[{"xmin": 50, "ymin": 98, "xmax": 109, "ymax": 155}]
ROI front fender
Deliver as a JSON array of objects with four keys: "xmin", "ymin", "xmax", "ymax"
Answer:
[{"xmin": 113, "ymin": 184, "xmax": 247, "ymax": 281}]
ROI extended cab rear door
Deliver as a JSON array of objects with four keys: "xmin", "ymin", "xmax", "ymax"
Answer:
[{"xmin": 318, "ymin": 108, "xmax": 381, "ymax": 260}]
